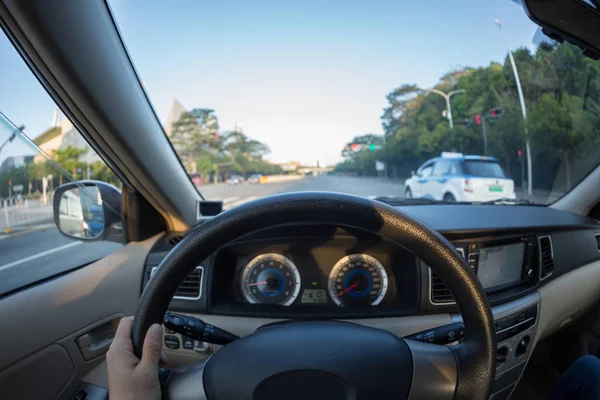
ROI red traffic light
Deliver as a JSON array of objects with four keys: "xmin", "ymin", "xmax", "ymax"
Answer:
[
  {"xmin": 351, "ymin": 143, "xmax": 359, "ymax": 151},
  {"xmin": 517, "ymin": 149, "xmax": 522, "ymax": 157},
  {"xmin": 475, "ymin": 115, "xmax": 482, "ymax": 125},
  {"xmin": 490, "ymin": 107, "xmax": 503, "ymax": 117}
]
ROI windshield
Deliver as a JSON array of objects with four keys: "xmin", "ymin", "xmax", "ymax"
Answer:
[
  {"xmin": 463, "ymin": 161, "xmax": 506, "ymax": 179},
  {"xmin": 110, "ymin": 0, "xmax": 600, "ymax": 207}
]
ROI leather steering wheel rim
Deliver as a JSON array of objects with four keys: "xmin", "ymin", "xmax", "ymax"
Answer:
[{"xmin": 133, "ymin": 192, "xmax": 496, "ymax": 400}]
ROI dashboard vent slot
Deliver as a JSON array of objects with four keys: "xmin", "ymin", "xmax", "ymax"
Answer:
[
  {"xmin": 430, "ymin": 273, "xmax": 454, "ymax": 303},
  {"xmin": 429, "ymin": 248, "xmax": 463, "ymax": 304},
  {"xmin": 595, "ymin": 234, "xmax": 600, "ymax": 252},
  {"xmin": 151, "ymin": 266, "xmax": 203, "ymax": 300},
  {"xmin": 168, "ymin": 235, "xmax": 184, "ymax": 246},
  {"xmin": 539, "ymin": 236, "xmax": 554, "ymax": 279}
]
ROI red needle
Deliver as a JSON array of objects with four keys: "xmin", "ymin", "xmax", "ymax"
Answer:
[
  {"xmin": 337, "ymin": 283, "xmax": 357, "ymax": 297},
  {"xmin": 247, "ymin": 281, "xmax": 268, "ymax": 287}
]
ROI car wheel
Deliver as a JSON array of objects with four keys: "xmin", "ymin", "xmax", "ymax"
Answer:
[
  {"xmin": 443, "ymin": 193, "xmax": 456, "ymax": 202},
  {"xmin": 405, "ymin": 187, "xmax": 413, "ymax": 198}
]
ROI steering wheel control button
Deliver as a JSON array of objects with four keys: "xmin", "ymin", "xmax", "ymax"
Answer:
[
  {"xmin": 405, "ymin": 322, "xmax": 465, "ymax": 345},
  {"xmin": 163, "ymin": 313, "xmax": 239, "ymax": 345},
  {"xmin": 164, "ymin": 335, "xmax": 180, "ymax": 350},
  {"xmin": 182, "ymin": 336, "xmax": 195, "ymax": 350}
]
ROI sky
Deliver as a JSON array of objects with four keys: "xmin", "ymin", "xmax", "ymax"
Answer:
[{"xmin": 0, "ymin": 0, "xmax": 540, "ymax": 166}]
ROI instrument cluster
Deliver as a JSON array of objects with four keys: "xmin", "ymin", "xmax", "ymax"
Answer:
[
  {"xmin": 239, "ymin": 252, "xmax": 390, "ymax": 308},
  {"xmin": 206, "ymin": 226, "xmax": 423, "ymax": 317}
]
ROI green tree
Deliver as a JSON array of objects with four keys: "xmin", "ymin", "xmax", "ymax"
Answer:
[
  {"xmin": 170, "ymin": 108, "xmax": 220, "ymax": 172},
  {"xmin": 51, "ymin": 147, "xmax": 88, "ymax": 184}
]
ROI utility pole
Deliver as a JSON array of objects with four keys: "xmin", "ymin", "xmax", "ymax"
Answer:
[
  {"xmin": 495, "ymin": 19, "xmax": 532, "ymax": 196},
  {"xmin": 421, "ymin": 89, "xmax": 466, "ymax": 128}
]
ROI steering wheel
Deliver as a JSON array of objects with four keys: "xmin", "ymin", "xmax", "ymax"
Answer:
[{"xmin": 133, "ymin": 192, "xmax": 496, "ymax": 400}]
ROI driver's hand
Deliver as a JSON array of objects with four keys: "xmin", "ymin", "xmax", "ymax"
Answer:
[{"xmin": 107, "ymin": 316, "xmax": 168, "ymax": 400}]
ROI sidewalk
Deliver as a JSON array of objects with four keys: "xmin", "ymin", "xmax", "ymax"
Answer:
[{"xmin": 0, "ymin": 203, "xmax": 53, "ymax": 232}]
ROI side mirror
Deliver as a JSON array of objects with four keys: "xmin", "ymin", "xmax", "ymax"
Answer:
[{"xmin": 53, "ymin": 180, "xmax": 123, "ymax": 243}]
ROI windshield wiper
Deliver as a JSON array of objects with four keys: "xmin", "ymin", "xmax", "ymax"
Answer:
[
  {"xmin": 477, "ymin": 198, "xmax": 542, "ymax": 206},
  {"xmin": 373, "ymin": 196, "xmax": 470, "ymax": 206}
]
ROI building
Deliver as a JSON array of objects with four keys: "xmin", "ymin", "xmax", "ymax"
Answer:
[
  {"xmin": 33, "ymin": 109, "xmax": 101, "ymax": 166},
  {"xmin": 0, "ymin": 155, "xmax": 35, "ymax": 173},
  {"xmin": 164, "ymin": 98, "xmax": 186, "ymax": 138}
]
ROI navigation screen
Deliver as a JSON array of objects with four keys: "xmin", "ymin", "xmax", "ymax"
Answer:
[{"xmin": 477, "ymin": 243, "xmax": 525, "ymax": 289}]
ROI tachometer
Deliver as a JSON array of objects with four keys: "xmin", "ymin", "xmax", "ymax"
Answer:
[
  {"xmin": 240, "ymin": 253, "xmax": 301, "ymax": 306},
  {"xmin": 328, "ymin": 254, "xmax": 388, "ymax": 307}
]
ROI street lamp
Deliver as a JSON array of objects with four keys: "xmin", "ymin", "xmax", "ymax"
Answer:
[
  {"xmin": 0, "ymin": 125, "xmax": 25, "ymax": 156},
  {"xmin": 495, "ymin": 19, "xmax": 533, "ymax": 196},
  {"xmin": 420, "ymin": 89, "xmax": 466, "ymax": 128}
]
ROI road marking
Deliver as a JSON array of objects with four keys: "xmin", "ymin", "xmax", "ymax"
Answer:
[
  {"xmin": 0, "ymin": 241, "xmax": 82, "ymax": 272},
  {"xmin": 224, "ymin": 196, "xmax": 257, "ymax": 209}
]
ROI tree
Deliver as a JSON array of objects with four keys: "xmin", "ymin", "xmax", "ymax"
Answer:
[
  {"xmin": 170, "ymin": 108, "xmax": 220, "ymax": 172},
  {"xmin": 337, "ymin": 41, "xmax": 600, "ymax": 195},
  {"xmin": 51, "ymin": 147, "xmax": 88, "ymax": 184}
]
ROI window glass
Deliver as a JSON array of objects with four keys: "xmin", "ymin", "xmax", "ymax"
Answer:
[
  {"xmin": 110, "ymin": 0, "xmax": 600, "ymax": 205},
  {"xmin": 420, "ymin": 165, "xmax": 433, "ymax": 177},
  {"xmin": 432, "ymin": 160, "xmax": 452, "ymax": 176},
  {"xmin": 0, "ymin": 31, "xmax": 122, "ymax": 295},
  {"xmin": 462, "ymin": 160, "xmax": 506, "ymax": 178}
]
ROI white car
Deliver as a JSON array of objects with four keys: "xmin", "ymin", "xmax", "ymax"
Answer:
[{"xmin": 404, "ymin": 153, "xmax": 516, "ymax": 202}]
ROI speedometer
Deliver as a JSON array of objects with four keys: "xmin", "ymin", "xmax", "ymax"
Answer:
[
  {"xmin": 328, "ymin": 254, "xmax": 388, "ymax": 307},
  {"xmin": 240, "ymin": 253, "xmax": 301, "ymax": 306}
]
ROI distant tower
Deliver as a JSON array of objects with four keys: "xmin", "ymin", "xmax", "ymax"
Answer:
[{"xmin": 52, "ymin": 108, "xmax": 62, "ymax": 127}]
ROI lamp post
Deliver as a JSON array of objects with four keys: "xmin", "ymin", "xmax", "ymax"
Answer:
[
  {"xmin": 495, "ymin": 19, "xmax": 533, "ymax": 196},
  {"xmin": 421, "ymin": 89, "xmax": 466, "ymax": 128}
]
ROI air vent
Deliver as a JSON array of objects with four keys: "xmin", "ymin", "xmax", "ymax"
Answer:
[
  {"xmin": 539, "ymin": 236, "xmax": 554, "ymax": 280},
  {"xmin": 168, "ymin": 235, "xmax": 184, "ymax": 246},
  {"xmin": 595, "ymin": 233, "xmax": 600, "ymax": 252},
  {"xmin": 429, "ymin": 248, "xmax": 464, "ymax": 305},
  {"xmin": 430, "ymin": 272, "xmax": 454, "ymax": 304},
  {"xmin": 151, "ymin": 266, "xmax": 203, "ymax": 300}
]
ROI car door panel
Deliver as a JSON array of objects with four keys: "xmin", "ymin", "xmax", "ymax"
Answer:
[{"xmin": 0, "ymin": 233, "xmax": 161, "ymax": 400}]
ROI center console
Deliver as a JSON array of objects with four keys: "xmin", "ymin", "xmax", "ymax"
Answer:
[{"xmin": 455, "ymin": 293, "xmax": 540, "ymax": 400}]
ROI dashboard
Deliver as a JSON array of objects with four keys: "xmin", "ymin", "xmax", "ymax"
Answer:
[
  {"xmin": 143, "ymin": 204, "xmax": 600, "ymax": 399},
  {"xmin": 144, "ymin": 204, "xmax": 600, "ymax": 318}
]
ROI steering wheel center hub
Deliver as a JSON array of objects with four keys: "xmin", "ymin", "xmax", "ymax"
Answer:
[{"xmin": 203, "ymin": 321, "xmax": 413, "ymax": 400}]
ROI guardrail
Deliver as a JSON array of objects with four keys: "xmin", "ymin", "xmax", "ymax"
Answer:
[{"xmin": 1, "ymin": 200, "xmax": 53, "ymax": 233}]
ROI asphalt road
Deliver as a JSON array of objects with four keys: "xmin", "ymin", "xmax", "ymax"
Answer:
[
  {"xmin": 0, "ymin": 226, "xmax": 121, "ymax": 295},
  {"xmin": 0, "ymin": 176, "xmax": 405, "ymax": 295},
  {"xmin": 201, "ymin": 176, "xmax": 406, "ymax": 208}
]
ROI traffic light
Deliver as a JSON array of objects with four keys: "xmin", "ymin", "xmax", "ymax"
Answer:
[
  {"xmin": 369, "ymin": 144, "xmax": 376, "ymax": 151},
  {"xmin": 517, "ymin": 149, "xmax": 522, "ymax": 158},
  {"xmin": 351, "ymin": 143, "xmax": 359, "ymax": 151},
  {"xmin": 490, "ymin": 107, "xmax": 503, "ymax": 117},
  {"xmin": 475, "ymin": 115, "xmax": 482, "ymax": 125}
]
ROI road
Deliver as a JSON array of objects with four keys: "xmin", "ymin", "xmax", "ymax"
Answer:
[
  {"xmin": 201, "ymin": 176, "xmax": 406, "ymax": 209},
  {"xmin": 0, "ymin": 176, "xmax": 404, "ymax": 295}
]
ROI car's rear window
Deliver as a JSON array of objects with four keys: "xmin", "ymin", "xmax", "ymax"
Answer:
[{"xmin": 462, "ymin": 160, "xmax": 506, "ymax": 178}]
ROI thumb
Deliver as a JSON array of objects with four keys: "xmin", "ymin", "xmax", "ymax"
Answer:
[{"xmin": 139, "ymin": 324, "xmax": 163, "ymax": 369}]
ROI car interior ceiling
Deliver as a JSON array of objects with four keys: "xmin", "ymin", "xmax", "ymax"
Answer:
[{"xmin": 2, "ymin": 1, "xmax": 600, "ymax": 400}]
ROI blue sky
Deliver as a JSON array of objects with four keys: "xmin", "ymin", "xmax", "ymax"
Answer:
[{"xmin": 0, "ymin": 0, "xmax": 539, "ymax": 166}]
